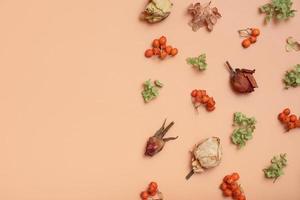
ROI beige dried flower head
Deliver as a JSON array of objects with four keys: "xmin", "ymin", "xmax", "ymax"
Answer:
[{"xmin": 186, "ymin": 137, "xmax": 222, "ymax": 180}]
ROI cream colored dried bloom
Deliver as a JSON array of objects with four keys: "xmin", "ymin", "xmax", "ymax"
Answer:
[
  {"xmin": 141, "ymin": 0, "xmax": 173, "ymax": 23},
  {"xmin": 186, "ymin": 137, "xmax": 222, "ymax": 179}
]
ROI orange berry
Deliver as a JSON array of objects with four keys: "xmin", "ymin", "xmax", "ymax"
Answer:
[
  {"xmin": 287, "ymin": 122, "xmax": 296, "ymax": 130},
  {"xmin": 229, "ymin": 182, "xmax": 239, "ymax": 191},
  {"xmin": 196, "ymin": 90, "xmax": 203, "ymax": 98},
  {"xmin": 233, "ymin": 187, "xmax": 241, "ymax": 195},
  {"xmin": 249, "ymin": 36, "xmax": 257, "ymax": 43},
  {"xmin": 159, "ymin": 36, "xmax": 167, "ymax": 45},
  {"xmin": 145, "ymin": 49, "xmax": 153, "ymax": 58},
  {"xmin": 207, "ymin": 97, "xmax": 216, "ymax": 108},
  {"xmin": 283, "ymin": 108, "xmax": 290, "ymax": 115},
  {"xmin": 149, "ymin": 182, "xmax": 158, "ymax": 190},
  {"xmin": 223, "ymin": 175, "xmax": 231, "ymax": 183},
  {"xmin": 223, "ymin": 189, "xmax": 233, "ymax": 197},
  {"xmin": 278, "ymin": 113, "xmax": 285, "ymax": 122},
  {"xmin": 165, "ymin": 45, "xmax": 172, "ymax": 55},
  {"xmin": 251, "ymin": 28, "xmax": 260, "ymax": 37},
  {"xmin": 201, "ymin": 95, "xmax": 210, "ymax": 104},
  {"xmin": 206, "ymin": 106, "xmax": 215, "ymax": 112},
  {"xmin": 231, "ymin": 172, "xmax": 240, "ymax": 181},
  {"xmin": 282, "ymin": 116, "xmax": 290, "ymax": 124},
  {"xmin": 148, "ymin": 185, "xmax": 157, "ymax": 193},
  {"xmin": 195, "ymin": 95, "xmax": 202, "ymax": 103},
  {"xmin": 148, "ymin": 190, "xmax": 157, "ymax": 196},
  {"xmin": 152, "ymin": 39, "xmax": 160, "ymax": 48},
  {"xmin": 191, "ymin": 89, "xmax": 198, "ymax": 97},
  {"xmin": 226, "ymin": 177, "xmax": 235, "ymax": 184},
  {"xmin": 170, "ymin": 48, "xmax": 178, "ymax": 56},
  {"xmin": 290, "ymin": 114, "xmax": 297, "ymax": 122},
  {"xmin": 220, "ymin": 182, "xmax": 227, "ymax": 191},
  {"xmin": 140, "ymin": 191, "xmax": 149, "ymax": 199},
  {"xmin": 237, "ymin": 195, "xmax": 246, "ymax": 200},
  {"xmin": 242, "ymin": 39, "xmax": 251, "ymax": 48}
]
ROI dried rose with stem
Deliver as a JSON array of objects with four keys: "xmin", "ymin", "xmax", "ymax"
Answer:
[
  {"xmin": 145, "ymin": 119, "xmax": 178, "ymax": 157},
  {"xmin": 186, "ymin": 137, "xmax": 222, "ymax": 180},
  {"xmin": 226, "ymin": 61, "xmax": 258, "ymax": 93}
]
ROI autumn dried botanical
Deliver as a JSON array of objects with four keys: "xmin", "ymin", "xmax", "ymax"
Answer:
[
  {"xmin": 141, "ymin": 0, "xmax": 173, "ymax": 23},
  {"xmin": 186, "ymin": 137, "xmax": 222, "ymax": 180},
  {"xmin": 226, "ymin": 61, "xmax": 258, "ymax": 93},
  {"xmin": 145, "ymin": 119, "xmax": 178, "ymax": 157},
  {"xmin": 187, "ymin": 1, "xmax": 221, "ymax": 32},
  {"xmin": 286, "ymin": 37, "xmax": 300, "ymax": 52}
]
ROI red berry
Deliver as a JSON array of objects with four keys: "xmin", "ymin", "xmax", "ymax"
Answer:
[
  {"xmin": 231, "ymin": 172, "xmax": 240, "ymax": 181},
  {"xmin": 278, "ymin": 113, "xmax": 285, "ymax": 122},
  {"xmin": 145, "ymin": 49, "xmax": 153, "ymax": 58},
  {"xmin": 191, "ymin": 90, "xmax": 198, "ymax": 97},
  {"xmin": 290, "ymin": 114, "xmax": 297, "ymax": 122},
  {"xmin": 223, "ymin": 189, "xmax": 232, "ymax": 197},
  {"xmin": 149, "ymin": 182, "xmax": 158, "ymax": 190},
  {"xmin": 140, "ymin": 191, "xmax": 149, "ymax": 199}
]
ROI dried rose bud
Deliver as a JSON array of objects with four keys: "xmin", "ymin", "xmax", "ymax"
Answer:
[{"xmin": 145, "ymin": 120, "xmax": 178, "ymax": 157}]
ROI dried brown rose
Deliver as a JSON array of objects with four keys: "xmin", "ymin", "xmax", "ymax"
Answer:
[
  {"xmin": 226, "ymin": 61, "xmax": 258, "ymax": 93},
  {"xmin": 187, "ymin": 1, "xmax": 221, "ymax": 32},
  {"xmin": 145, "ymin": 119, "xmax": 178, "ymax": 157}
]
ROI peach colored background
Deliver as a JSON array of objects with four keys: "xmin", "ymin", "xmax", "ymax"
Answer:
[{"xmin": 0, "ymin": 0, "xmax": 300, "ymax": 199}]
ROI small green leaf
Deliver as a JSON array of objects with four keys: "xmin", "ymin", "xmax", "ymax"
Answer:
[
  {"xmin": 283, "ymin": 64, "xmax": 300, "ymax": 88},
  {"xmin": 263, "ymin": 154, "xmax": 287, "ymax": 182},
  {"xmin": 186, "ymin": 53, "xmax": 208, "ymax": 71},
  {"xmin": 231, "ymin": 112, "xmax": 256, "ymax": 148},
  {"xmin": 154, "ymin": 80, "xmax": 164, "ymax": 88},
  {"xmin": 260, "ymin": 0, "xmax": 296, "ymax": 23},
  {"xmin": 141, "ymin": 79, "xmax": 163, "ymax": 103}
]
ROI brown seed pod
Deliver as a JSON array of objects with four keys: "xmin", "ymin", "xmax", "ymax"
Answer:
[{"xmin": 226, "ymin": 61, "xmax": 258, "ymax": 93}]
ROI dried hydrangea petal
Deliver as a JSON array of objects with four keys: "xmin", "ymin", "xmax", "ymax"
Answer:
[{"xmin": 187, "ymin": 1, "xmax": 221, "ymax": 32}]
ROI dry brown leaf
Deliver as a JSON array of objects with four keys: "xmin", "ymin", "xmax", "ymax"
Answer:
[{"xmin": 187, "ymin": 1, "xmax": 221, "ymax": 32}]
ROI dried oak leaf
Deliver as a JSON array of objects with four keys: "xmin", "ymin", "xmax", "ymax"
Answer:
[{"xmin": 188, "ymin": 2, "xmax": 221, "ymax": 32}]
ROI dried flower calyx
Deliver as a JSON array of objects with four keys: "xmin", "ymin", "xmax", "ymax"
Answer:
[
  {"xmin": 231, "ymin": 112, "xmax": 256, "ymax": 148},
  {"xmin": 226, "ymin": 61, "xmax": 258, "ymax": 93},
  {"xmin": 186, "ymin": 54, "xmax": 207, "ymax": 71},
  {"xmin": 145, "ymin": 119, "xmax": 178, "ymax": 157},
  {"xmin": 283, "ymin": 64, "xmax": 300, "ymax": 88},
  {"xmin": 187, "ymin": 1, "xmax": 221, "ymax": 32},
  {"xmin": 141, "ymin": 0, "xmax": 173, "ymax": 23},
  {"xmin": 186, "ymin": 137, "xmax": 222, "ymax": 180},
  {"xmin": 260, "ymin": 0, "xmax": 296, "ymax": 23},
  {"xmin": 263, "ymin": 153, "xmax": 287, "ymax": 182},
  {"xmin": 286, "ymin": 37, "xmax": 300, "ymax": 52},
  {"xmin": 142, "ymin": 79, "xmax": 163, "ymax": 103}
]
